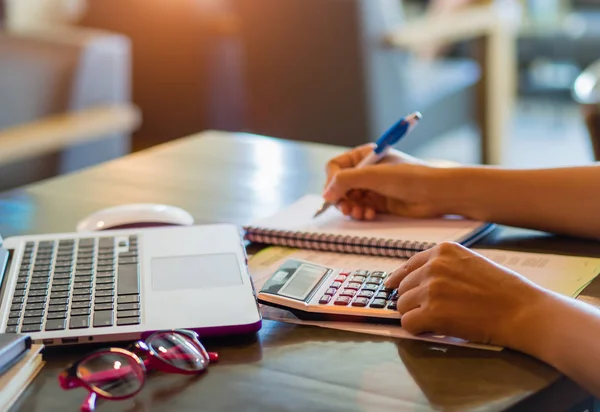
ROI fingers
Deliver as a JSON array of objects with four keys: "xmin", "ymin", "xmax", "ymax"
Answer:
[
  {"xmin": 400, "ymin": 308, "xmax": 439, "ymax": 336},
  {"xmin": 396, "ymin": 285, "xmax": 425, "ymax": 315},
  {"xmin": 323, "ymin": 166, "xmax": 383, "ymax": 204},
  {"xmin": 336, "ymin": 200, "xmax": 376, "ymax": 221},
  {"xmin": 384, "ymin": 249, "xmax": 434, "ymax": 288},
  {"xmin": 326, "ymin": 144, "xmax": 376, "ymax": 179}
]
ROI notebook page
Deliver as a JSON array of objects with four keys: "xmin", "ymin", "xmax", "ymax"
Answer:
[{"xmin": 249, "ymin": 194, "xmax": 488, "ymax": 244}]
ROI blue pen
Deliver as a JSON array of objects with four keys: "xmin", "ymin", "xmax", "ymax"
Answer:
[{"xmin": 313, "ymin": 111, "xmax": 422, "ymax": 218}]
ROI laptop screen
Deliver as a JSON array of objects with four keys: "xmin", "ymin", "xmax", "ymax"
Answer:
[{"xmin": 0, "ymin": 248, "xmax": 12, "ymax": 310}]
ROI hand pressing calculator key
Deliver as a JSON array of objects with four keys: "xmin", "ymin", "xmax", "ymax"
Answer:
[{"xmin": 257, "ymin": 259, "xmax": 400, "ymax": 324}]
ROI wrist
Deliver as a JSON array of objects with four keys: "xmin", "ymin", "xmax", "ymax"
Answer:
[
  {"xmin": 422, "ymin": 166, "xmax": 487, "ymax": 219},
  {"xmin": 502, "ymin": 287, "xmax": 567, "ymax": 360}
]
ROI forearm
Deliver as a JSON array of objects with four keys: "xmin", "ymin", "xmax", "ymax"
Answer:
[
  {"xmin": 432, "ymin": 165, "xmax": 600, "ymax": 239},
  {"xmin": 514, "ymin": 293, "xmax": 600, "ymax": 398}
]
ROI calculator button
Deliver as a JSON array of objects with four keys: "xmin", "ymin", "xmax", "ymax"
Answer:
[
  {"xmin": 350, "ymin": 275, "xmax": 366, "ymax": 283},
  {"xmin": 366, "ymin": 277, "xmax": 382, "ymax": 286},
  {"xmin": 370, "ymin": 299, "xmax": 387, "ymax": 308},
  {"xmin": 345, "ymin": 282, "xmax": 362, "ymax": 290},
  {"xmin": 362, "ymin": 284, "xmax": 379, "ymax": 292},
  {"xmin": 334, "ymin": 296, "xmax": 351, "ymax": 306},
  {"xmin": 390, "ymin": 290, "xmax": 399, "ymax": 301},
  {"xmin": 370, "ymin": 271, "xmax": 387, "ymax": 279},
  {"xmin": 353, "ymin": 270, "xmax": 369, "ymax": 276},
  {"xmin": 351, "ymin": 297, "xmax": 370, "ymax": 307},
  {"xmin": 325, "ymin": 288, "xmax": 337, "ymax": 296},
  {"xmin": 339, "ymin": 289, "xmax": 357, "ymax": 297},
  {"xmin": 375, "ymin": 291, "xmax": 390, "ymax": 300},
  {"xmin": 357, "ymin": 290, "xmax": 374, "ymax": 299},
  {"xmin": 335, "ymin": 275, "xmax": 347, "ymax": 282},
  {"xmin": 319, "ymin": 295, "xmax": 332, "ymax": 304},
  {"xmin": 330, "ymin": 282, "xmax": 342, "ymax": 289},
  {"xmin": 339, "ymin": 270, "xmax": 351, "ymax": 276},
  {"xmin": 387, "ymin": 301, "xmax": 397, "ymax": 310}
]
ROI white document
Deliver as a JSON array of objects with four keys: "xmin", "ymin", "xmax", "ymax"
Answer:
[{"xmin": 248, "ymin": 246, "xmax": 600, "ymax": 352}]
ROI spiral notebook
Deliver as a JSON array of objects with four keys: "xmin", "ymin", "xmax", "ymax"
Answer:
[{"xmin": 244, "ymin": 195, "xmax": 495, "ymax": 258}]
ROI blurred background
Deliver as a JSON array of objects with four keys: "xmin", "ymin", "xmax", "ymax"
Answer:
[{"xmin": 2, "ymin": 0, "xmax": 600, "ymax": 192}]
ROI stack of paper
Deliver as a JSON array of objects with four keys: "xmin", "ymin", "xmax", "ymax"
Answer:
[
  {"xmin": 248, "ymin": 246, "xmax": 600, "ymax": 351},
  {"xmin": 0, "ymin": 344, "xmax": 44, "ymax": 410}
]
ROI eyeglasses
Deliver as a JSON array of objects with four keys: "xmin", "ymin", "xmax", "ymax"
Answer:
[{"xmin": 59, "ymin": 329, "xmax": 218, "ymax": 412}]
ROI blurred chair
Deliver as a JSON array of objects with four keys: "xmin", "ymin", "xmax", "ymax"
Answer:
[
  {"xmin": 232, "ymin": 0, "xmax": 515, "ymax": 164},
  {"xmin": 0, "ymin": 26, "xmax": 140, "ymax": 191},
  {"xmin": 573, "ymin": 60, "xmax": 600, "ymax": 161}
]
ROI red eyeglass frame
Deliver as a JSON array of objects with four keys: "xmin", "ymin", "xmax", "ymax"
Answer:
[{"xmin": 59, "ymin": 329, "xmax": 219, "ymax": 412}]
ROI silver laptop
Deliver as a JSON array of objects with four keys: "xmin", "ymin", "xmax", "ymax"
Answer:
[{"xmin": 0, "ymin": 224, "xmax": 262, "ymax": 346}]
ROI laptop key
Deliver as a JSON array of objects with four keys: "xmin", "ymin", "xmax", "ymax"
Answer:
[
  {"xmin": 72, "ymin": 301, "xmax": 91, "ymax": 309},
  {"xmin": 117, "ymin": 295, "xmax": 139, "ymax": 304},
  {"xmin": 117, "ymin": 310, "xmax": 140, "ymax": 318},
  {"xmin": 45, "ymin": 319, "xmax": 67, "ymax": 331},
  {"xmin": 117, "ymin": 264, "xmax": 140, "ymax": 296},
  {"xmin": 47, "ymin": 312, "xmax": 67, "ymax": 320},
  {"xmin": 24, "ymin": 309, "xmax": 44, "ymax": 317},
  {"xmin": 69, "ymin": 316, "xmax": 90, "ymax": 329},
  {"xmin": 21, "ymin": 324, "xmax": 42, "ymax": 333},
  {"xmin": 96, "ymin": 284, "xmax": 114, "ymax": 291},
  {"xmin": 117, "ymin": 317, "xmax": 140, "ymax": 326},
  {"xmin": 23, "ymin": 317, "xmax": 43, "ymax": 325},
  {"xmin": 48, "ymin": 304, "xmax": 68, "ymax": 312},
  {"xmin": 95, "ymin": 303, "xmax": 114, "ymax": 311},
  {"xmin": 93, "ymin": 310, "xmax": 114, "ymax": 328},
  {"xmin": 96, "ymin": 277, "xmax": 114, "ymax": 284},
  {"xmin": 26, "ymin": 303, "xmax": 46, "ymax": 311},
  {"xmin": 12, "ymin": 296, "xmax": 24, "ymax": 304},
  {"xmin": 71, "ymin": 308, "xmax": 91, "ymax": 316},
  {"xmin": 117, "ymin": 303, "xmax": 139, "ymax": 311}
]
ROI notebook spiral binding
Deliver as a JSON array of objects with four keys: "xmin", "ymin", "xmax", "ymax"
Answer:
[{"xmin": 243, "ymin": 227, "xmax": 437, "ymax": 258}]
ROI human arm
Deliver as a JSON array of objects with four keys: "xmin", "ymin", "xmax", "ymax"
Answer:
[
  {"xmin": 323, "ymin": 145, "xmax": 600, "ymax": 239},
  {"xmin": 384, "ymin": 242, "xmax": 600, "ymax": 398}
]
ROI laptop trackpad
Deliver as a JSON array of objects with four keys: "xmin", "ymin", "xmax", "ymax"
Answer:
[{"xmin": 151, "ymin": 253, "xmax": 243, "ymax": 291}]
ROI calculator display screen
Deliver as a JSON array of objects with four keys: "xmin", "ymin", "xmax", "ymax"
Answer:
[
  {"xmin": 261, "ymin": 259, "xmax": 329, "ymax": 302},
  {"xmin": 278, "ymin": 264, "xmax": 328, "ymax": 300}
]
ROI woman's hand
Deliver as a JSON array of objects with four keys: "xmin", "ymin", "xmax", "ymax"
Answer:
[
  {"xmin": 323, "ymin": 144, "xmax": 443, "ymax": 220},
  {"xmin": 384, "ymin": 242, "xmax": 552, "ymax": 350}
]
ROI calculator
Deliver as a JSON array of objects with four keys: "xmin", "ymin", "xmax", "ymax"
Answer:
[{"xmin": 257, "ymin": 259, "xmax": 400, "ymax": 324}]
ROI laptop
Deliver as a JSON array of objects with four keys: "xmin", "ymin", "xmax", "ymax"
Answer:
[{"xmin": 0, "ymin": 224, "xmax": 262, "ymax": 346}]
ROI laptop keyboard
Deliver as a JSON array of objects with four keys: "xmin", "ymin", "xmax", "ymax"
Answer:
[{"xmin": 5, "ymin": 235, "xmax": 141, "ymax": 334}]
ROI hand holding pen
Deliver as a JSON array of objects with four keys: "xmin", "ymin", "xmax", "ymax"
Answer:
[{"xmin": 314, "ymin": 112, "xmax": 422, "ymax": 218}]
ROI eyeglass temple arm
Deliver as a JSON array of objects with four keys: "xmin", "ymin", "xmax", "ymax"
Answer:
[{"xmin": 80, "ymin": 391, "xmax": 98, "ymax": 412}]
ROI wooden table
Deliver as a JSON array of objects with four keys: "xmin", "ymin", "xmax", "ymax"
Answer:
[{"xmin": 1, "ymin": 131, "xmax": 598, "ymax": 412}]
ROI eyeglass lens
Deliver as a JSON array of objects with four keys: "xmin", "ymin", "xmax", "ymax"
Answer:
[
  {"xmin": 147, "ymin": 332, "xmax": 209, "ymax": 372},
  {"xmin": 77, "ymin": 352, "xmax": 145, "ymax": 398}
]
